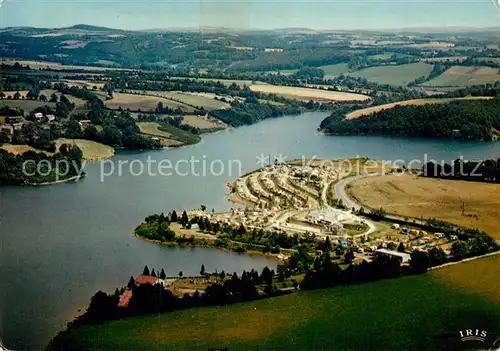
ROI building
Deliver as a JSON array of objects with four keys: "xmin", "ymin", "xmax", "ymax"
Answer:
[
  {"xmin": 135, "ymin": 274, "xmax": 164, "ymax": 286},
  {"xmin": 375, "ymin": 248, "xmax": 411, "ymax": 263},
  {"xmin": 78, "ymin": 120, "xmax": 92, "ymax": 129},
  {"xmin": 117, "ymin": 290, "xmax": 133, "ymax": 308},
  {"xmin": 34, "ymin": 112, "xmax": 44, "ymax": 121},
  {"xmin": 307, "ymin": 208, "xmax": 349, "ymax": 226},
  {"xmin": 46, "ymin": 115, "xmax": 56, "ymax": 122}
]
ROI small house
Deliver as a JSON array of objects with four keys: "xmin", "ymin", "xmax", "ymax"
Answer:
[
  {"xmin": 46, "ymin": 115, "xmax": 56, "ymax": 122},
  {"xmin": 34, "ymin": 112, "xmax": 44, "ymax": 121},
  {"xmin": 135, "ymin": 275, "xmax": 161, "ymax": 286}
]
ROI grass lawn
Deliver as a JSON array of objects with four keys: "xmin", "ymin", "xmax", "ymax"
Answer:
[
  {"xmin": 50, "ymin": 255, "xmax": 500, "ymax": 350},
  {"xmin": 149, "ymin": 91, "xmax": 230, "ymax": 111},
  {"xmin": 423, "ymin": 66, "xmax": 500, "ymax": 87},
  {"xmin": 348, "ymin": 62, "xmax": 433, "ymax": 86}
]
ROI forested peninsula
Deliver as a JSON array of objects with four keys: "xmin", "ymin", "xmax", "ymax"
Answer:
[{"xmin": 321, "ymin": 99, "xmax": 500, "ymax": 141}]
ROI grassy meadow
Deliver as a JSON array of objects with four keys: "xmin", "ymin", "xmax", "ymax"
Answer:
[
  {"xmin": 49, "ymin": 254, "xmax": 500, "ymax": 351},
  {"xmin": 319, "ymin": 63, "xmax": 350, "ymax": 78},
  {"xmin": 348, "ymin": 62, "xmax": 433, "ymax": 86}
]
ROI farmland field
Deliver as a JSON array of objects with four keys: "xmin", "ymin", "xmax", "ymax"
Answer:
[
  {"xmin": 104, "ymin": 93, "xmax": 195, "ymax": 113},
  {"xmin": 345, "ymin": 96, "xmax": 494, "ymax": 119},
  {"xmin": 138, "ymin": 91, "xmax": 231, "ymax": 111},
  {"xmin": 348, "ymin": 62, "xmax": 433, "ymax": 86},
  {"xmin": 0, "ymin": 99, "xmax": 56, "ymax": 114},
  {"xmin": 1, "ymin": 139, "xmax": 114, "ymax": 161},
  {"xmin": 348, "ymin": 174, "xmax": 500, "ymax": 239},
  {"xmin": 1, "ymin": 59, "xmax": 132, "ymax": 72},
  {"xmin": 476, "ymin": 57, "xmax": 500, "ymax": 64},
  {"xmin": 49, "ymin": 254, "xmax": 500, "ymax": 351},
  {"xmin": 249, "ymin": 84, "xmax": 370, "ymax": 102},
  {"xmin": 423, "ymin": 66, "xmax": 500, "ymax": 87},
  {"xmin": 171, "ymin": 77, "xmax": 263, "ymax": 88}
]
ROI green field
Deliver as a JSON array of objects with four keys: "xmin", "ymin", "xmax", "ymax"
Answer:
[
  {"xmin": 49, "ymin": 255, "xmax": 500, "ymax": 351},
  {"xmin": 348, "ymin": 62, "xmax": 433, "ymax": 86},
  {"xmin": 0, "ymin": 99, "xmax": 56, "ymax": 114},
  {"xmin": 320, "ymin": 63, "xmax": 350, "ymax": 78},
  {"xmin": 423, "ymin": 66, "xmax": 500, "ymax": 87}
]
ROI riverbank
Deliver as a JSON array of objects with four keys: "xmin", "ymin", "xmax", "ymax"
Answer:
[{"xmin": 27, "ymin": 175, "xmax": 84, "ymax": 187}]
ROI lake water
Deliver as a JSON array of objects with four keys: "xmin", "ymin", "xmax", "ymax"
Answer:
[{"xmin": 1, "ymin": 111, "xmax": 500, "ymax": 350}]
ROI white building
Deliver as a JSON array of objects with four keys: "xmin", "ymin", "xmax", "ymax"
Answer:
[{"xmin": 375, "ymin": 248, "xmax": 411, "ymax": 263}]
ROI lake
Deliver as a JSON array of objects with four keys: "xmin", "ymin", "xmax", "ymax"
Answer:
[{"xmin": 1, "ymin": 111, "xmax": 500, "ymax": 350}]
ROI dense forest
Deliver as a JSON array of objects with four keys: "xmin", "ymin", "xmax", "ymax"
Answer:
[{"xmin": 321, "ymin": 99, "xmax": 500, "ymax": 141}]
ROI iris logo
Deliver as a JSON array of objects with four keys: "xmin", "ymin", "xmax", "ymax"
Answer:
[{"xmin": 459, "ymin": 329, "xmax": 488, "ymax": 343}]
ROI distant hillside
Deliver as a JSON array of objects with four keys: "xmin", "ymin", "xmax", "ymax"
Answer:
[{"xmin": 65, "ymin": 24, "xmax": 120, "ymax": 32}]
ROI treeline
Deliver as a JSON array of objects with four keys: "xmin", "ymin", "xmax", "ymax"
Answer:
[
  {"xmin": 423, "ymin": 158, "xmax": 500, "ymax": 183},
  {"xmin": 47, "ymin": 264, "xmax": 291, "ymax": 350},
  {"xmin": 321, "ymin": 99, "xmax": 500, "ymax": 141},
  {"xmin": 211, "ymin": 101, "xmax": 302, "ymax": 127},
  {"xmin": 0, "ymin": 145, "xmax": 84, "ymax": 185}
]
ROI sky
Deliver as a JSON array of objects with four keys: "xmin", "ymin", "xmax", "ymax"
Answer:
[{"xmin": 0, "ymin": 0, "xmax": 499, "ymax": 31}]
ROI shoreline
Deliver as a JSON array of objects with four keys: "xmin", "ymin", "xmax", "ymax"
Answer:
[
  {"xmin": 133, "ymin": 233, "xmax": 287, "ymax": 262},
  {"xmin": 27, "ymin": 175, "xmax": 84, "ymax": 187}
]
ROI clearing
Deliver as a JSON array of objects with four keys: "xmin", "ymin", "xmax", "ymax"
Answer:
[
  {"xmin": 319, "ymin": 63, "xmax": 350, "ymax": 78},
  {"xmin": 423, "ymin": 66, "xmax": 500, "ymax": 87},
  {"xmin": 1, "ymin": 139, "xmax": 114, "ymax": 161},
  {"xmin": 348, "ymin": 62, "xmax": 433, "ymax": 86},
  {"xmin": 137, "ymin": 122, "xmax": 184, "ymax": 147},
  {"xmin": 104, "ymin": 93, "xmax": 195, "ymax": 113},
  {"xmin": 249, "ymin": 85, "xmax": 370, "ymax": 102},
  {"xmin": 345, "ymin": 96, "xmax": 494, "ymax": 119},
  {"xmin": 180, "ymin": 115, "xmax": 224, "ymax": 130},
  {"xmin": 49, "ymin": 254, "xmax": 500, "ymax": 351},
  {"xmin": 348, "ymin": 174, "xmax": 500, "ymax": 238}
]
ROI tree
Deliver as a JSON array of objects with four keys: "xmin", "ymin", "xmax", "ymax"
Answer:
[
  {"xmin": 0, "ymin": 91, "xmax": 5, "ymax": 99},
  {"xmin": 171, "ymin": 210, "xmax": 178, "ymax": 222},
  {"xmin": 13, "ymin": 91, "xmax": 21, "ymax": 100},
  {"xmin": 127, "ymin": 276, "xmax": 135, "ymax": 289},
  {"xmin": 397, "ymin": 242, "xmax": 405, "ymax": 253},
  {"xmin": 219, "ymin": 270, "xmax": 226, "ymax": 280},
  {"xmin": 151, "ymin": 268, "xmax": 157, "ymax": 277},
  {"xmin": 180, "ymin": 211, "xmax": 189, "ymax": 226},
  {"xmin": 451, "ymin": 241, "xmax": 469, "ymax": 260},
  {"xmin": 156, "ymin": 102, "xmax": 164, "ymax": 113},
  {"xmin": 200, "ymin": 205, "xmax": 207, "ymax": 212},
  {"xmin": 387, "ymin": 242, "xmax": 397, "ymax": 250},
  {"xmin": 344, "ymin": 249, "xmax": 355, "ymax": 264},
  {"xmin": 143, "ymin": 265, "xmax": 150, "ymax": 276},
  {"xmin": 428, "ymin": 247, "xmax": 446, "ymax": 266},
  {"xmin": 410, "ymin": 250, "xmax": 429, "ymax": 274},
  {"xmin": 50, "ymin": 93, "xmax": 58, "ymax": 102},
  {"xmin": 200, "ymin": 264, "xmax": 206, "ymax": 276},
  {"xmin": 39, "ymin": 94, "xmax": 47, "ymax": 102},
  {"xmin": 260, "ymin": 266, "xmax": 273, "ymax": 285},
  {"xmin": 178, "ymin": 271, "xmax": 183, "ymax": 278},
  {"xmin": 159, "ymin": 268, "xmax": 166, "ymax": 280}
]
